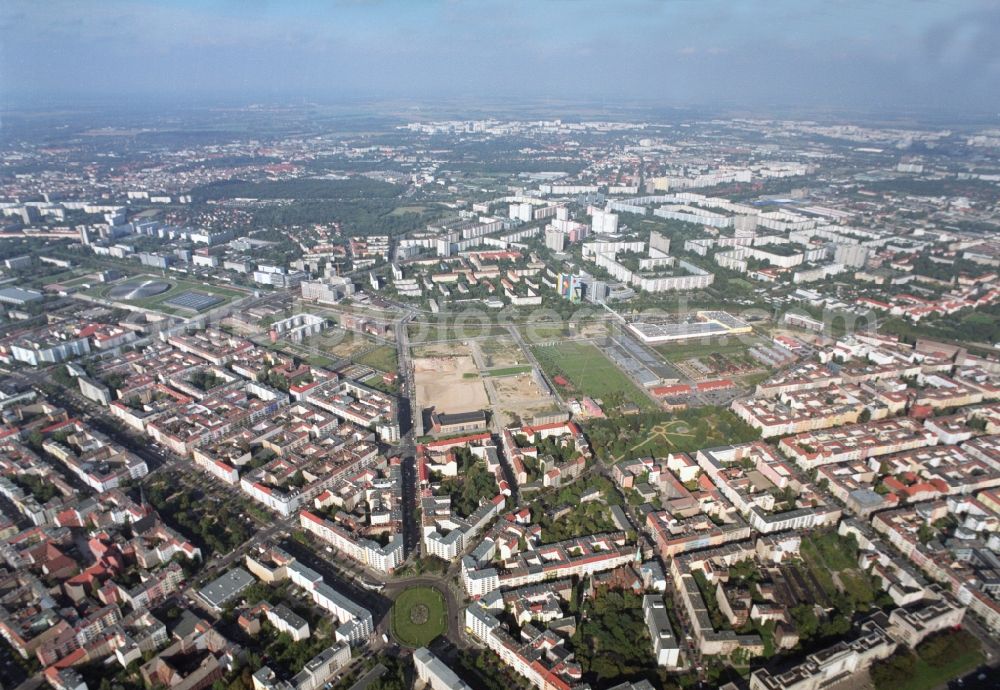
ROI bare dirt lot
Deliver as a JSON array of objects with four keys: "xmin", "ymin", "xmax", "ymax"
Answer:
[
  {"xmin": 412, "ymin": 342, "xmax": 468, "ymax": 359},
  {"xmin": 491, "ymin": 372, "xmax": 560, "ymax": 427},
  {"xmin": 479, "ymin": 337, "xmax": 528, "ymax": 368},
  {"xmin": 414, "ymin": 354, "xmax": 489, "ymax": 416}
]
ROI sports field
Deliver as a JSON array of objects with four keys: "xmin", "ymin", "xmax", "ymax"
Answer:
[
  {"xmin": 391, "ymin": 586, "xmax": 447, "ymax": 647},
  {"xmin": 533, "ymin": 341, "xmax": 656, "ymax": 412}
]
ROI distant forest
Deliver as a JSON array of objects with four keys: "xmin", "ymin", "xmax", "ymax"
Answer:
[
  {"xmin": 188, "ymin": 177, "xmax": 437, "ymax": 234},
  {"xmin": 250, "ymin": 200, "xmax": 435, "ymax": 236},
  {"xmin": 190, "ymin": 177, "xmax": 402, "ymax": 202}
]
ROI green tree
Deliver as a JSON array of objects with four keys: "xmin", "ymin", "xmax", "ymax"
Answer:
[
  {"xmin": 790, "ymin": 604, "xmax": 820, "ymax": 639},
  {"xmin": 870, "ymin": 649, "xmax": 917, "ymax": 689}
]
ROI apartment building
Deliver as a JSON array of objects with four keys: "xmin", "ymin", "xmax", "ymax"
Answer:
[
  {"xmin": 779, "ymin": 418, "xmax": 938, "ymax": 470},
  {"xmin": 750, "ymin": 619, "xmax": 896, "ymax": 690},
  {"xmin": 643, "ymin": 595, "xmax": 681, "ymax": 667},
  {"xmin": 413, "ymin": 647, "xmax": 474, "ymax": 690}
]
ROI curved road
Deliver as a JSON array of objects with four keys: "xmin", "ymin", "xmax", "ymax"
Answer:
[{"xmin": 381, "ymin": 574, "xmax": 466, "ymax": 648}]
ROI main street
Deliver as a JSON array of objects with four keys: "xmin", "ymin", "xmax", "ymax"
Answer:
[{"xmin": 392, "ymin": 308, "xmax": 422, "ymax": 557}]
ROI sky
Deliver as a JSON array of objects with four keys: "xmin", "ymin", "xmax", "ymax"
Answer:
[{"xmin": 1, "ymin": 0, "xmax": 999, "ymax": 116}]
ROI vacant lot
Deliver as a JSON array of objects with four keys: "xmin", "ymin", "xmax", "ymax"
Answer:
[
  {"xmin": 479, "ymin": 336, "xmax": 528, "ymax": 368},
  {"xmin": 492, "ymin": 371, "xmax": 560, "ymax": 427},
  {"xmin": 413, "ymin": 341, "xmax": 468, "ymax": 358},
  {"xmin": 414, "ymin": 351, "xmax": 489, "ymax": 416},
  {"xmin": 408, "ymin": 322, "xmax": 507, "ymax": 343},
  {"xmin": 285, "ymin": 328, "xmax": 380, "ymax": 361},
  {"xmin": 533, "ymin": 341, "xmax": 656, "ymax": 413},
  {"xmin": 355, "ymin": 345, "xmax": 398, "ymax": 372},
  {"xmin": 391, "ymin": 586, "xmax": 447, "ymax": 647}
]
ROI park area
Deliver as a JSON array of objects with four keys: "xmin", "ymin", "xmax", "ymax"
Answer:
[
  {"xmin": 781, "ymin": 531, "xmax": 890, "ymax": 648},
  {"xmin": 532, "ymin": 341, "xmax": 657, "ymax": 413},
  {"xmin": 391, "ymin": 586, "xmax": 447, "ymax": 647},
  {"xmin": 799, "ymin": 531, "xmax": 880, "ymax": 608},
  {"xmin": 585, "ymin": 407, "xmax": 759, "ymax": 462},
  {"xmin": 530, "ymin": 476, "xmax": 623, "ymax": 544}
]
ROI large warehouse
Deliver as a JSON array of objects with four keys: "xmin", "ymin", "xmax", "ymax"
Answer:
[{"xmin": 627, "ymin": 311, "xmax": 752, "ymax": 345}]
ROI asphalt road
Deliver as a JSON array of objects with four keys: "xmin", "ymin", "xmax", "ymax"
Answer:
[{"xmin": 381, "ymin": 575, "xmax": 466, "ymax": 648}]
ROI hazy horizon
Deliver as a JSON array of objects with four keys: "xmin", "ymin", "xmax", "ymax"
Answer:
[{"xmin": 2, "ymin": 0, "xmax": 999, "ymax": 119}]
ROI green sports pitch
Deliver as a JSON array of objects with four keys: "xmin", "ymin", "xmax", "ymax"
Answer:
[{"xmin": 533, "ymin": 341, "xmax": 657, "ymax": 412}]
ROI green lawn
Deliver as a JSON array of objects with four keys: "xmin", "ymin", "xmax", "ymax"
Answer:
[
  {"xmin": 94, "ymin": 274, "xmax": 246, "ymax": 313},
  {"xmin": 486, "ymin": 365, "xmax": 533, "ymax": 377},
  {"xmin": 532, "ymin": 341, "xmax": 656, "ymax": 413},
  {"xmin": 391, "ymin": 586, "xmax": 447, "ymax": 647},
  {"xmin": 901, "ymin": 653, "xmax": 985, "ymax": 690},
  {"xmin": 364, "ymin": 373, "xmax": 399, "ymax": 395},
  {"xmin": 50, "ymin": 271, "xmax": 96, "ymax": 288},
  {"xmin": 872, "ymin": 630, "xmax": 984, "ymax": 690},
  {"xmin": 355, "ymin": 345, "xmax": 398, "ymax": 373},
  {"xmin": 519, "ymin": 323, "xmax": 569, "ymax": 342}
]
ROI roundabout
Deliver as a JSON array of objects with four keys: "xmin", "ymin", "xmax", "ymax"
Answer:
[{"xmin": 390, "ymin": 585, "xmax": 447, "ymax": 647}]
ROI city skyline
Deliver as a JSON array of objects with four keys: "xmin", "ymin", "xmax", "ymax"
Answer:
[
  {"xmin": 1, "ymin": 5, "xmax": 1000, "ymax": 690},
  {"xmin": 2, "ymin": 0, "xmax": 1000, "ymax": 116}
]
